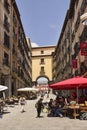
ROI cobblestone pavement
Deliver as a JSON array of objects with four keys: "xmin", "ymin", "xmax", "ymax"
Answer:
[{"xmin": 0, "ymin": 94, "xmax": 87, "ymax": 130}]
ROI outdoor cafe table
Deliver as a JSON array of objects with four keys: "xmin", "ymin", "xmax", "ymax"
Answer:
[
  {"xmin": 61, "ymin": 105, "xmax": 69, "ymax": 117},
  {"xmin": 62, "ymin": 104, "xmax": 87, "ymax": 119},
  {"xmin": 79, "ymin": 105, "xmax": 87, "ymax": 113},
  {"xmin": 68, "ymin": 105, "xmax": 80, "ymax": 119}
]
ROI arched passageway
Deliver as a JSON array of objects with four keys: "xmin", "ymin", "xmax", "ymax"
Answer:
[{"xmin": 36, "ymin": 76, "xmax": 49, "ymax": 91}]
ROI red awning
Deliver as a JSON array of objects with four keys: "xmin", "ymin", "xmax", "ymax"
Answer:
[{"xmin": 49, "ymin": 76, "xmax": 87, "ymax": 90}]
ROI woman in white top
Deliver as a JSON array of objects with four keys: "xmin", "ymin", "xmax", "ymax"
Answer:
[{"xmin": 19, "ymin": 96, "xmax": 26, "ymax": 112}]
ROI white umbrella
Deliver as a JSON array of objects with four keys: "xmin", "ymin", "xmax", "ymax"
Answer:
[
  {"xmin": 17, "ymin": 87, "xmax": 39, "ymax": 92},
  {"xmin": 0, "ymin": 85, "xmax": 8, "ymax": 91}
]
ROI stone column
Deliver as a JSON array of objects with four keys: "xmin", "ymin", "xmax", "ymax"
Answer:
[{"xmin": 5, "ymin": 75, "xmax": 12, "ymax": 97}]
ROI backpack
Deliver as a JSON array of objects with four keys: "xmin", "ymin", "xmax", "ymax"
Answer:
[
  {"xmin": 80, "ymin": 112, "xmax": 87, "ymax": 120},
  {"xmin": 35, "ymin": 102, "xmax": 38, "ymax": 109}
]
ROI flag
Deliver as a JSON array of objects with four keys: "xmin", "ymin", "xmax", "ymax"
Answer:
[
  {"xmin": 80, "ymin": 42, "xmax": 87, "ymax": 56},
  {"xmin": 72, "ymin": 59, "xmax": 77, "ymax": 68}
]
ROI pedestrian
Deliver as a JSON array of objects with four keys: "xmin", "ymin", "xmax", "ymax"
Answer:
[
  {"xmin": 47, "ymin": 92, "xmax": 49, "ymax": 98},
  {"xmin": 19, "ymin": 96, "xmax": 27, "ymax": 113},
  {"xmin": 35, "ymin": 98, "xmax": 43, "ymax": 117}
]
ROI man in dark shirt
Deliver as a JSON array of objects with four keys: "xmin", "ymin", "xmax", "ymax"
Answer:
[
  {"xmin": 55, "ymin": 96, "xmax": 65, "ymax": 117},
  {"xmin": 36, "ymin": 98, "xmax": 43, "ymax": 117},
  {"xmin": 48, "ymin": 98, "xmax": 53, "ymax": 109}
]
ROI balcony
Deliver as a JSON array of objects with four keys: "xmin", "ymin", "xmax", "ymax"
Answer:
[
  {"xmin": 40, "ymin": 71, "xmax": 45, "ymax": 75},
  {"xmin": 12, "ymin": 48, "xmax": 17, "ymax": 56},
  {"xmin": 72, "ymin": 31, "xmax": 75, "ymax": 42},
  {"xmin": 13, "ymin": 16, "xmax": 17, "ymax": 27},
  {"xmin": 17, "ymin": 58, "xmax": 22, "ymax": 65},
  {"xmin": 3, "ymin": 58, "xmax": 9, "ymax": 67},
  {"xmin": 13, "ymin": 34, "xmax": 17, "ymax": 42},
  {"xmin": 67, "ymin": 46, "xmax": 70, "ymax": 53},
  {"xmin": 4, "ymin": 32, "xmax": 10, "ymax": 48},
  {"xmin": 74, "ymin": 42, "xmax": 80, "ymax": 56},
  {"xmin": 75, "ymin": 12, "xmax": 80, "ymax": 32},
  {"xmin": 80, "ymin": 62, "xmax": 87, "ymax": 75},
  {"xmin": 80, "ymin": 26, "xmax": 87, "ymax": 42},
  {"xmin": 66, "ymin": 32, "xmax": 70, "ymax": 39},
  {"xmin": 40, "ymin": 62, "xmax": 45, "ymax": 65},
  {"xmin": 4, "ymin": 21, "xmax": 10, "ymax": 32},
  {"xmin": 18, "ymin": 71, "xmax": 21, "ymax": 77},
  {"xmin": 12, "ymin": 67, "xmax": 17, "ymax": 74},
  {"xmin": 80, "ymin": 0, "xmax": 87, "ymax": 15},
  {"xmin": 4, "ymin": 0, "xmax": 10, "ymax": 14}
]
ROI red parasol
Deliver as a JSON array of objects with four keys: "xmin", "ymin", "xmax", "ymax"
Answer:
[
  {"xmin": 49, "ymin": 76, "xmax": 87, "ymax": 90},
  {"xmin": 49, "ymin": 76, "xmax": 87, "ymax": 103}
]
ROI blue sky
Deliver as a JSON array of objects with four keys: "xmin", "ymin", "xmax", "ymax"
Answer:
[{"xmin": 16, "ymin": 0, "xmax": 70, "ymax": 47}]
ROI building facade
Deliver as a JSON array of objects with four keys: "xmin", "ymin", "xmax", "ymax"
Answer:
[
  {"xmin": 53, "ymin": 0, "xmax": 87, "ymax": 82},
  {"xmin": 32, "ymin": 46, "xmax": 55, "ymax": 89},
  {"xmin": 53, "ymin": 10, "xmax": 72, "ymax": 82},
  {"xmin": 1, "ymin": 0, "xmax": 87, "ymax": 96},
  {"xmin": 0, "ymin": 0, "xmax": 32, "ymax": 97}
]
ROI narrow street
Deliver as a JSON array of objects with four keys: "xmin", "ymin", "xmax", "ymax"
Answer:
[{"xmin": 0, "ymin": 94, "xmax": 87, "ymax": 130}]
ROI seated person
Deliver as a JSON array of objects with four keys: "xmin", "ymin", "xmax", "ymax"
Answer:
[
  {"xmin": 48, "ymin": 99, "xmax": 55, "ymax": 116},
  {"xmin": 54, "ymin": 96, "xmax": 65, "ymax": 117},
  {"xmin": 48, "ymin": 98, "xmax": 53, "ymax": 110}
]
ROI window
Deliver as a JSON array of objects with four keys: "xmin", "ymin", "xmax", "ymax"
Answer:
[
  {"xmin": 41, "ymin": 50, "xmax": 44, "ymax": 54},
  {"xmin": 4, "ymin": 0, "xmax": 10, "ymax": 13},
  {"xmin": 4, "ymin": 14, "xmax": 9, "ymax": 32},
  {"xmin": 4, "ymin": 32, "xmax": 10, "ymax": 48},
  {"xmin": 40, "ymin": 66, "xmax": 45, "ymax": 75},
  {"xmin": 18, "ymin": 66, "xmax": 20, "ymax": 76},
  {"xmin": 40, "ymin": 58, "xmax": 44, "ymax": 64},
  {"xmin": 41, "ymin": 67, "xmax": 44, "ymax": 71},
  {"xmin": 75, "ymin": 0, "xmax": 79, "ymax": 7},
  {"xmin": 80, "ymin": 0, "xmax": 87, "ymax": 15},
  {"xmin": 13, "ymin": 12, "xmax": 17, "ymax": 26},
  {"xmin": 3, "ymin": 52, "xmax": 9, "ymax": 66}
]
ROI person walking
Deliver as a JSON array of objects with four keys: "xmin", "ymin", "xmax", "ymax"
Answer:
[
  {"xmin": 19, "ymin": 96, "xmax": 27, "ymax": 113},
  {"xmin": 36, "ymin": 98, "xmax": 43, "ymax": 117}
]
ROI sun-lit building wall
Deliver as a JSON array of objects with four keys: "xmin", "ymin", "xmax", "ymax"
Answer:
[{"xmin": 32, "ymin": 46, "xmax": 55, "ymax": 83}]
